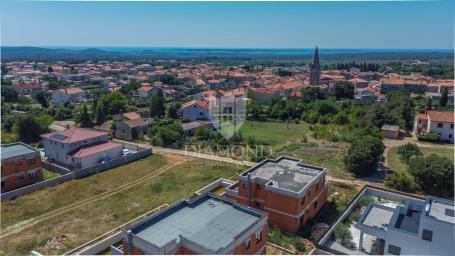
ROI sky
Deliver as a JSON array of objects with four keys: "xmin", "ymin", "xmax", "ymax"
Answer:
[{"xmin": 1, "ymin": 1, "xmax": 454, "ymax": 49}]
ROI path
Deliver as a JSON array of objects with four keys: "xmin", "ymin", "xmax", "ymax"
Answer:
[{"xmin": 0, "ymin": 153, "xmax": 187, "ymax": 239}]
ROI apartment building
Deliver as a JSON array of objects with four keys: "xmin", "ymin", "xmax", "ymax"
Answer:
[
  {"xmin": 41, "ymin": 128, "xmax": 123, "ymax": 169},
  {"xmin": 1, "ymin": 142, "xmax": 42, "ymax": 192},
  {"xmin": 357, "ymin": 196, "xmax": 454, "ymax": 255},
  {"xmin": 414, "ymin": 110, "xmax": 454, "ymax": 143},
  {"xmin": 225, "ymin": 156, "xmax": 328, "ymax": 233},
  {"xmin": 122, "ymin": 194, "xmax": 267, "ymax": 255}
]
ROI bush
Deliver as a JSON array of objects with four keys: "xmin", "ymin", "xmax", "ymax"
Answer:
[
  {"xmin": 332, "ymin": 223, "xmax": 353, "ymax": 246},
  {"xmin": 396, "ymin": 143, "xmax": 422, "ymax": 160},
  {"xmin": 417, "ymin": 132, "xmax": 440, "ymax": 142},
  {"xmin": 385, "ymin": 171, "xmax": 417, "ymax": 192}
]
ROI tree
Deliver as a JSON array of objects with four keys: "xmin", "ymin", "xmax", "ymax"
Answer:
[
  {"xmin": 16, "ymin": 116, "xmax": 43, "ymax": 144},
  {"xmin": 99, "ymin": 92, "xmax": 127, "ymax": 116},
  {"xmin": 247, "ymin": 101, "xmax": 264, "ymax": 120},
  {"xmin": 166, "ymin": 104, "xmax": 178, "ymax": 119},
  {"xmin": 150, "ymin": 88, "xmax": 165, "ymax": 118},
  {"xmin": 400, "ymin": 101, "xmax": 414, "ymax": 131},
  {"xmin": 47, "ymin": 66, "xmax": 53, "ymax": 73},
  {"xmin": 344, "ymin": 136, "xmax": 384, "ymax": 176},
  {"xmin": 33, "ymin": 90, "xmax": 49, "ymax": 108},
  {"xmin": 333, "ymin": 82, "xmax": 354, "ymax": 99},
  {"xmin": 440, "ymin": 87, "xmax": 448, "ymax": 107},
  {"xmin": 78, "ymin": 105, "xmax": 93, "ymax": 128},
  {"xmin": 1, "ymin": 86, "xmax": 18, "ymax": 102},
  {"xmin": 301, "ymin": 86, "xmax": 325, "ymax": 103},
  {"xmin": 95, "ymin": 101, "xmax": 106, "ymax": 125},
  {"xmin": 409, "ymin": 155, "xmax": 454, "ymax": 198}
]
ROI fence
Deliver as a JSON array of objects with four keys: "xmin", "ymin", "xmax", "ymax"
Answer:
[
  {"xmin": 0, "ymin": 173, "xmax": 75, "ymax": 200},
  {"xmin": 42, "ymin": 161, "xmax": 72, "ymax": 175},
  {"xmin": 1, "ymin": 146, "xmax": 152, "ymax": 201}
]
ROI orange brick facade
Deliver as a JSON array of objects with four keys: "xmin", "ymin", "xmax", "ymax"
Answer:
[
  {"xmin": 226, "ymin": 175, "xmax": 328, "ymax": 233},
  {"xmin": 1, "ymin": 154, "xmax": 42, "ymax": 193}
]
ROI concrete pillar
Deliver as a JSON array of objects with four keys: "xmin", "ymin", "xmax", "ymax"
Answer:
[{"xmin": 359, "ymin": 230, "xmax": 364, "ymax": 252}]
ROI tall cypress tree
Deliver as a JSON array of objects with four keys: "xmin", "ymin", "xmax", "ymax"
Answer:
[{"xmin": 440, "ymin": 88, "xmax": 448, "ymax": 107}]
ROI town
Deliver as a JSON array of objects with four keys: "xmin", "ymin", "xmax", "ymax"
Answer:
[
  {"xmin": 1, "ymin": 1, "xmax": 454, "ymax": 256},
  {"xmin": 1, "ymin": 45, "xmax": 453, "ymax": 255}
]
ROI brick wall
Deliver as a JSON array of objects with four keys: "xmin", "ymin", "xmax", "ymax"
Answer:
[{"xmin": 1, "ymin": 154, "xmax": 42, "ymax": 193}]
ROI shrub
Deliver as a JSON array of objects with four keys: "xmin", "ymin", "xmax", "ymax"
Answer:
[
  {"xmin": 332, "ymin": 223, "xmax": 353, "ymax": 246},
  {"xmin": 396, "ymin": 143, "xmax": 422, "ymax": 160},
  {"xmin": 385, "ymin": 171, "xmax": 417, "ymax": 192},
  {"xmin": 417, "ymin": 132, "xmax": 440, "ymax": 142}
]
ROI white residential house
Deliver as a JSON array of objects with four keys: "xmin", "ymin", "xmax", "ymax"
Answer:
[
  {"xmin": 52, "ymin": 88, "xmax": 87, "ymax": 104},
  {"xmin": 41, "ymin": 128, "xmax": 122, "ymax": 169},
  {"xmin": 137, "ymin": 85, "xmax": 156, "ymax": 98},
  {"xmin": 179, "ymin": 98, "xmax": 211, "ymax": 122},
  {"xmin": 357, "ymin": 196, "xmax": 454, "ymax": 255},
  {"xmin": 414, "ymin": 110, "xmax": 454, "ymax": 143}
]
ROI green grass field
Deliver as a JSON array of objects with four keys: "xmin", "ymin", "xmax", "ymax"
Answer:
[
  {"xmin": 0, "ymin": 155, "xmax": 244, "ymax": 256},
  {"xmin": 239, "ymin": 120, "xmax": 310, "ymax": 146},
  {"xmin": 41, "ymin": 169, "xmax": 61, "ymax": 180},
  {"xmin": 387, "ymin": 146, "xmax": 454, "ymax": 174}
]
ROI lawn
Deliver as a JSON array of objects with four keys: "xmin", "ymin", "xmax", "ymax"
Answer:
[
  {"xmin": 239, "ymin": 120, "xmax": 310, "ymax": 147},
  {"xmin": 275, "ymin": 141, "xmax": 351, "ymax": 179},
  {"xmin": 387, "ymin": 145, "xmax": 454, "ymax": 174},
  {"xmin": 0, "ymin": 154, "xmax": 167, "ymax": 230},
  {"xmin": 41, "ymin": 169, "xmax": 61, "ymax": 180},
  {"xmin": 0, "ymin": 157, "xmax": 244, "ymax": 256}
]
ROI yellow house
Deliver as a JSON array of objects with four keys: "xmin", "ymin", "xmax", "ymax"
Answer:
[{"xmin": 381, "ymin": 124, "xmax": 400, "ymax": 139}]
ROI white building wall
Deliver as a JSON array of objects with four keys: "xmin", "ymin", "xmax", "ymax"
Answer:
[
  {"xmin": 428, "ymin": 120, "xmax": 454, "ymax": 142},
  {"xmin": 181, "ymin": 105, "xmax": 209, "ymax": 121},
  {"xmin": 76, "ymin": 146, "xmax": 123, "ymax": 169}
]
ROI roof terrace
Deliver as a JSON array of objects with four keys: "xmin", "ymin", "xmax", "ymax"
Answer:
[{"xmin": 241, "ymin": 156, "xmax": 325, "ymax": 194}]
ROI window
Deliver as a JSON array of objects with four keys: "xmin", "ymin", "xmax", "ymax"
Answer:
[
  {"xmin": 1, "ymin": 181, "xmax": 5, "ymax": 188},
  {"xmin": 27, "ymin": 159, "xmax": 35, "ymax": 166},
  {"xmin": 16, "ymin": 160, "xmax": 22, "ymax": 166},
  {"xmin": 18, "ymin": 174, "xmax": 25, "ymax": 180},
  {"xmin": 450, "ymin": 134, "xmax": 453, "ymax": 139},
  {"xmin": 255, "ymin": 201, "xmax": 261, "ymax": 208},
  {"xmin": 245, "ymin": 239, "xmax": 251, "ymax": 250},
  {"xmin": 256, "ymin": 184, "xmax": 261, "ymax": 190},
  {"xmin": 255, "ymin": 230, "xmax": 262, "ymax": 244},
  {"xmin": 315, "ymin": 183, "xmax": 319, "ymax": 191},
  {"xmin": 437, "ymin": 123, "xmax": 443, "ymax": 128},
  {"xmin": 313, "ymin": 200, "xmax": 318, "ymax": 209},
  {"xmin": 29, "ymin": 171, "xmax": 37, "ymax": 179},
  {"xmin": 387, "ymin": 244, "xmax": 401, "ymax": 255},
  {"xmin": 300, "ymin": 196, "xmax": 305, "ymax": 205},
  {"xmin": 451, "ymin": 124, "xmax": 454, "ymax": 129},
  {"xmin": 422, "ymin": 229, "xmax": 433, "ymax": 241},
  {"xmin": 300, "ymin": 215, "xmax": 304, "ymax": 224}
]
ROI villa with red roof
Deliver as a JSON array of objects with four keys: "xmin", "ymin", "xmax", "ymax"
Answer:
[
  {"xmin": 41, "ymin": 128, "xmax": 123, "ymax": 169},
  {"xmin": 52, "ymin": 87, "xmax": 87, "ymax": 104},
  {"xmin": 414, "ymin": 110, "xmax": 454, "ymax": 143}
]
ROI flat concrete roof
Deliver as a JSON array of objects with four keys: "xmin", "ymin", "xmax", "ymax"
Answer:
[
  {"xmin": 1, "ymin": 142, "xmax": 38, "ymax": 161},
  {"xmin": 428, "ymin": 197, "xmax": 455, "ymax": 224},
  {"xmin": 361, "ymin": 204, "xmax": 394, "ymax": 230},
  {"xmin": 132, "ymin": 195, "xmax": 263, "ymax": 253},
  {"xmin": 246, "ymin": 156, "xmax": 324, "ymax": 193}
]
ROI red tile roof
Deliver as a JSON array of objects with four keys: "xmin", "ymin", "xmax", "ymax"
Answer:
[
  {"xmin": 41, "ymin": 128, "xmax": 107, "ymax": 143},
  {"xmin": 57, "ymin": 88, "xmax": 84, "ymax": 95},
  {"xmin": 427, "ymin": 111, "xmax": 454, "ymax": 123},
  {"xmin": 122, "ymin": 112, "xmax": 141, "ymax": 120},
  {"xmin": 69, "ymin": 141, "xmax": 122, "ymax": 158}
]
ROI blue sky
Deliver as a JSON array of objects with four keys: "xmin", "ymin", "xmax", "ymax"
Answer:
[{"xmin": 1, "ymin": 1, "xmax": 454, "ymax": 49}]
